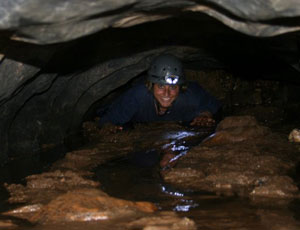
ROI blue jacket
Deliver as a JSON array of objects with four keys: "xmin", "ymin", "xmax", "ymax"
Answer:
[{"xmin": 98, "ymin": 82, "xmax": 221, "ymax": 127}]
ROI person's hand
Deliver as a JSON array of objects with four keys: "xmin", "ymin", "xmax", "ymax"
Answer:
[
  {"xmin": 109, "ymin": 125, "xmax": 123, "ymax": 133},
  {"xmin": 100, "ymin": 123, "xmax": 123, "ymax": 134},
  {"xmin": 190, "ymin": 111, "xmax": 215, "ymax": 127}
]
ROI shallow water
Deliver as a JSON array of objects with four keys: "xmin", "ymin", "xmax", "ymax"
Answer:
[
  {"xmin": 0, "ymin": 146, "xmax": 67, "ymax": 229},
  {"xmin": 94, "ymin": 147, "xmax": 300, "ymax": 230},
  {"xmin": 1, "ymin": 125, "xmax": 300, "ymax": 230}
]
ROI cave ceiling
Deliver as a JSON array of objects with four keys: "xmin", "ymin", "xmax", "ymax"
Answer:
[
  {"xmin": 1, "ymin": 0, "xmax": 300, "ymax": 80},
  {"xmin": 1, "ymin": 0, "xmax": 300, "ymax": 44}
]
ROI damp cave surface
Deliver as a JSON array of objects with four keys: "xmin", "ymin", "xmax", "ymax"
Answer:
[
  {"xmin": 1, "ymin": 119, "xmax": 300, "ymax": 230},
  {"xmin": 93, "ymin": 124, "xmax": 300, "ymax": 230},
  {"xmin": 1, "ymin": 64, "xmax": 300, "ymax": 229},
  {"xmin": 0, "ymin": 17, "xmax": 300, "ymax": 229}
]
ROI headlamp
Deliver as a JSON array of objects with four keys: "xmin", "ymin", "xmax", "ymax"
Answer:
[{"xmin": 164, "ymin": 73, "xmax": 179, "ymax": 85}]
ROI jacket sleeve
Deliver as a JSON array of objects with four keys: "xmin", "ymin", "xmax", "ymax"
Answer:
[
  {"xmin": 98, "ymin": 87, "xmax": 140, "ymax": 127},
  {"xmin": 189, "ymin": 82, "xmax": 221, "ymax": 115}
]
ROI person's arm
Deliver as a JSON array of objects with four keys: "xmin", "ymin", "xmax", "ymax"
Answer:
[
  {"xmin": 98, "ymin": 86, "xmax": 140, "ymax": 129},
  {"xmin": 188, "ymin": 83, "xmax": 222, "ymax": 127},
  {"xmin": 190, "ymin": 111, "xmax": 216, "ymax": 127}
]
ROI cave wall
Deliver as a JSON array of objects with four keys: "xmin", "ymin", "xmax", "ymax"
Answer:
[
  {"xmin": 1, "ymin": 1, "xmax": 300, "ymax": 163},
  {"xmin": 1, "ymin": 0, "xmax": 300, "ymax": 44},
  {"xmin": 0, "ymin": 21, "xmax": 210, "ymax": 161}
]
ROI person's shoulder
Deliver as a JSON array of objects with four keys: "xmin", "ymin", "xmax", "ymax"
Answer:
[
  {"xmin": 185, "ymin": 81, "xmax": 204, "ymax": 91},
  {"xmin": 127, "ymin": 82, "xmax": 148, "ymax": 93},
  {"xmin": 124, "ymin": 82, "xmax": 149, "ymax": 100},
  {"xmin": 133, "ymin": 82, "xmax": 148, "ymax": 90}
]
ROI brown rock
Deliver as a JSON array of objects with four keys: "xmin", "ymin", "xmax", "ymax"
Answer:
[
  {"xmin": 203, "ymin": 116, "xmax": 270, "ymax": 146},
  {"xmin": 250, "ymin": 176, "xmax": 299, "ymax": 198},
  {"xmin": 161, "ymin": 116, "xmax": 300, "ymax": 198},
  {"xmin": 29, "ymin": 188, "xmax": 157, "ymax": 223},
  {"xmin": 163, "ymin": 168, "xmax": 205, "ymax": 188},
  {"xmin": 0, "ymin": 219, "xmax": 17, "ymax": 229},
  {"xmin": 126, "ymin": 212, "xmax": 196, "ymax": 230},
  {"xmin": 25, "ymin": 170, "xmax": 99, "ymax": 190},
  {"xmin": 216, "ymin": 115, "xmax": 259, "ymax": 130},
  {"xmin": 289, "ymin": 128, "xmax": 300, "ymax": 143},
  {"xmin": 4, "ymin": 170, "xmax": 100, "ymax": 204}
]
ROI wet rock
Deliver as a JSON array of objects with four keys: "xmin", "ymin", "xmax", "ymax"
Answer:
[
  {"xmin": 50, "ymin": 147, "xmax": 131, "ymax": 172},
  {"xmin": 82, "ymin": 120, "xmax": 208, "ymax": 157},
  {"xmin": 126, "ymin": 211, "xmax": 196, "ymax": 230},
  {"xmin": 3, "ymin": 116, "xmax": 299, "ymax": 229},
  {"xmin": 162, "ymin": 116, "xmax": 300, "ymax": 198},
  {"xmin": 2, "ymin": 121, "xmax": 209, "ymax": 227},
  {"xmin": 202, "ymin": 115, "xmax": 270, "ymax": 146},
  {"xmin": 250, "ymin": 176, "xmax": 299, "ymax": 198},
  {"xmin": 83, "ymin": 121, "xmax": 139, "ymax": 144},
  {"xmin": 216, "ymin": 115, "xmax": 260, "ymax": 130},
  {"xmin": 4, "ymin": 170, "xmax": 99, "ymax": 204},
  {"xmin": 0, "ymin": 219, "xmax": 17, "ymax": 229},
  {"xmin": 257, "ymin": 209, "xmax": 300, "ymax": 230},
  {"xmin": 289, "ymin": 129, "xmax": 300, "ymax": 143},
  {"xmin": 162, "ymin": 168, "xmax": 206, "ymax": 188},
  {"xmin": 3, "ymin": 204, "xmax": 43, "ymax": 221},
  {"xmin": 25, "ymin": 170, "xmax": 99, "ymax": 189},
  {"xmin": 83, "ymin": 121, "xmax": 181, "ymax": 145},
  {"xmin": 29, "ymin": 188, "xmax": 157, "ymax": 223},
  {"xmin": 5, "ymin": 204, "xmax": 43, "ymax": 214},
  {"xmin": 52, "ymin": 148, "xmax": 102, "ymax": 171}
]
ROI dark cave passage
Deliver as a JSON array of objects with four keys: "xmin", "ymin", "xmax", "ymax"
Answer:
[
  {"xmin": 0, "ymin": 3, "xmax": 300, "ymax": 229},
  {"xmin": 1, "ymin": 16, "xmax": 300, "ymax": 161}
]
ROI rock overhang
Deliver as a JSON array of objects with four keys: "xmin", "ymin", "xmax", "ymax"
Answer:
[{"xmin": 0, "ymin": 0, "xmax": 300, "ymax": 161}]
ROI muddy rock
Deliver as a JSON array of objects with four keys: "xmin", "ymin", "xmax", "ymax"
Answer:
[
  {"xmin": 126, "ymin": 211, "xmax": 196, "ymax": 230},
  {"xmin": 2, "ymin": 117, "xmax": 299, "ymax": 229},
  {"xmin": 216, "ymin": 115, "xmax": 260, "ymax": 130},
  {"xmin": 203, "ymin": 115, "xmax": 271, "ymax": 146},
  {"xmin": 83, "ymin": 121, "xmax": 139, "ymax": 144},
  {"xmin": 289, "ymin": 128, "xmax": 300, "ymax": 143},
  {"xmin": 4, "ymin": 204, "xmax": 43, "ymax": 214},
  {"xmin": 250, "ymin": 176, "xmax": 299, "ymax": 198},
  {"xmin": 82, "ymin": 121, "xmax": 200, "ymax": 151},
  {"xmin": 162, "ymin": 168, "xmax": 206, "ymax": 188},
  {"xmin": 3, "ymin": 204, "xmax": 43, "ymax": 221},
  {"xmin": 257, "ymin": 209, "xmax": 300, "ymax": 230},
  {"xmin": 0, "ymin": 219, "xmax": 17, "ymax": 229},
  {"xmin": 29, "ymin": 188, "xmax": 157, "ymax": 223},
  {"xmin": 4, "ymin": 170, "xmax": 99, "ymax": 204},
  {"xmin": 162, "ymin": 116, "xmax": 300, "ymax": 198},
  {"xmin": 51, "ymin": 147, "xmax": 128, "ymax": 172},
  {"xmin": 25, "ymin": 170, "xmax": 99, "ymax": 189},
  {"xmin": 51, "ymin": 148, "xmax": 104, "ymax": 172}
]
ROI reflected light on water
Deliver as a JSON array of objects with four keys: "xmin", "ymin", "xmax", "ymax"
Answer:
[
  {"xmin": 174, "ymin": 199, "xmax": 199, "ymax": 212},
  {"xmin": 160, "ymin": 185, "xmax": 184, "ymax": 197},
  {"xmin": 163, "ymin": 131, "xmax": 197, "ymax": 140},
  {"xmin": 173, "ymin": 203, "xmax": 199, "ymax": 212},
  {"xmin": 171, "ymin": 145, "xmax": 188, "ymax": 151}
]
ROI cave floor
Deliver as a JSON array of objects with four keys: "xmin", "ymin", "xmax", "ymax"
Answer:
[{"xmin": 1, "ymin": 116, "xmax": 300, "ymax": 230}]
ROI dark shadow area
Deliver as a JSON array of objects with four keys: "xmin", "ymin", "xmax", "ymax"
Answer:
[{"xmin": 3, "ymin": 15, "xmax": 299, "ymax": 81}]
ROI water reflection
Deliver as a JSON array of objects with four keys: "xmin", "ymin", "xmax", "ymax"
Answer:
[
  {"xmin": 94, "ymin": 126, "xmax": 300, "ymax": 230},
  {"xmin": 173, "ymin": 200, "xmax": 199, "ymax": 212},
  {"xmin": 2, "ymin": 124, "xmax": 299, "ymax": 230},
  {"xmin": 160, "ymin": 184, "xmax": 185, "ymax": 197}
]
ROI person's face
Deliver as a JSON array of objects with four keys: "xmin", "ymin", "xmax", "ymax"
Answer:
[{"xmin": 153, "ymin": 83, "xmax": 180, "ymax": 108}]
